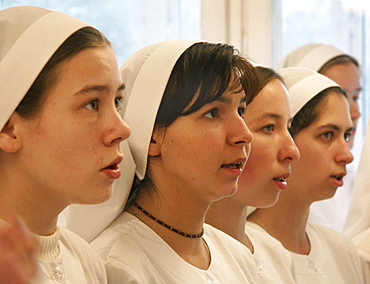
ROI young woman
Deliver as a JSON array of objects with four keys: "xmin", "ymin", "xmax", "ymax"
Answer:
[
  {"xmin": 91, "ymin": 39, "xmax": 260, "ymax": 283},
  {"xmin": 206, "ymin": 66, "xmax": 299, "ymax": 283},
  {"xmin": 248, "ymin": 67, "xmax": 365, "ymax": 283},
  {"xmin": 0, "ymin": 5, "xmax": 130, "ymax": 283},
  {"xmin": 279, "ymin": 43, "xmax": 362, "ymax": 232}
]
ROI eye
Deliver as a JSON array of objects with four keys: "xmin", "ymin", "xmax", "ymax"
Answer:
[
  {"xmin": 321, "ymin": 132, "xmax": 333, "ymax": 139},
  {"xmin": 262, "ymin": 124, "xmax": 275, "ymax": 133},
  {"xmin": 85, "ymin": 99, "xmax": 99, "ymax": 111},
  {"xmin": 204, "ymin": 108, "xmax": 219, "ymax": 118},
  {"xmin": 344, "ymin": 132, "xmax": 352, "ymax": 142},
  {"xmin": 238, "ymin": 107, "xmax": 246, "ymax": 117},
  {"xmin": 115, "ymin": 96, "xmax": 123, "ymax": 112},
  {"xmin": 352, "ymin": 95, "xmax": 360, "ymax": 102}
]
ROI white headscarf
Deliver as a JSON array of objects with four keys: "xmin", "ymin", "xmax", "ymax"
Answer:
[
  {"xmin": 278, "ymin": 43, "xmax": 345, "ymax": 71},
  {"xmin": 66, "ymin": 39, "xmax": 198, "ymax": 242},
  {"xmin": 0, "ymin": 5, "xmax": 90, "ymax": 130},
  {"xmin": 122, "ymin": 39, "xmax": 198, "ymax": 180},
  {"xmin": 278, "ymin": 67, "xmax": 340, "ymax": 116}
]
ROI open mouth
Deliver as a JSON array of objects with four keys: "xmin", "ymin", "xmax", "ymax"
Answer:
[
  {"xmin": 221, "ymin": 162, "xmax": 243, "ymax": 169},
  {"xmin": 273, "ymin": 177, "xmax": 286, "ymax": 182},
  {"xmin": 101, "ymin": 163, "xmax": 119, "ymax": 171},
  {"xmin": 331, "ymin": 175, "xmax": 343, "ymax": 181}
]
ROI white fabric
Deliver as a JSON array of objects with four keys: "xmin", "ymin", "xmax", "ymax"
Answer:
[
  {"xmin": 249, "ymin": 222, "xmax": 364, "ymax": 283},
  {"xmin": 0, "ymin": 5, "xmax": 89, "ymax": 130},
  {"xmin": 122, "ymin": 39, "xmax": 198, "ymax": 180},
  {"xmin": 355, "ymin": 228, "xmax": 370, "ymax": 283},
  {"xmin": 278, "ymin": 43, "xmax": 344, "ymax": 71},
  {"xmin": 91, "ymin": 212, "xmax": 258, "ymax": 283},
  {"xmin": 64, "ymin": 140, "xmax": 135, "ymax": 242},
  {"xmin": 31, "ymin": 227, "xmax": 107, "ymax": 284},
  {"xmin": 345, "ymin": 118, "xmax": 370, "ymax": 240},
  {"xmin": 246, "ymin": 223, "xmax": 296, "ymax": 283},
  {"xmin": 291, "ymin": 222, "xmax": 365, "ymax": 283},
  {"xmin": 277, "ymin": 67, "xmax": 340, "ymax": 116},
  {"xmin": 344, "ymin": 118, "xmax": 370, "ymax": 280}
]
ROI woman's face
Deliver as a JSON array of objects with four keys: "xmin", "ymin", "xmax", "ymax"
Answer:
[
  {"xmin": 236, "ymin": 78, "xmax": 299, "ymax": 207},
  {"xmin": 321, "ymin": 62, "xmax": 362, "ymax": 149},
  {"xmin": 15, "ymin": 46, "xmax": 130, "ymax": 208},
  {"xmin": 287, "ymin": 91, "xmax": 353, "ymax": 203},
  {"xmin": 150, "ymin": 86, "xmax": 253, "ymax": 204}
]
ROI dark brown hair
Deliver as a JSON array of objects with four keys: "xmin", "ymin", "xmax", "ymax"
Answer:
[{"xmin": 289, "ymin": 87, "xmax": 347, "ymax": 136}]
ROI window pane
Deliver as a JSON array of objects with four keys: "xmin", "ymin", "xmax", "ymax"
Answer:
[{"xmin": 0, "ymin": 0, "xmax": 201, "ymax": 63}]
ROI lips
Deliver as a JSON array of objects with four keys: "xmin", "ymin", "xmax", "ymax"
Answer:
[
  {"xmin": 221, "ymin": 162, "xmax": 244, "ymax": 169},
  {"xmin": 330, "ymin": 174, "xmax": 345, "ymax": 181},
  {"xmin": 100, "ymin": 156, "xmax": 123, "ymax": 179}
]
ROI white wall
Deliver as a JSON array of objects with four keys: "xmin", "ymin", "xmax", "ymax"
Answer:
[{"xmin": 201, "ymin": 0, "xmax": 276, "ymax": 66}]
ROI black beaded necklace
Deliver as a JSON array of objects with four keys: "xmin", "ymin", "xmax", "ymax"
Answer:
[{"xmin": 132, "ymin": 201, "xmax": 204, "ymax": 238}]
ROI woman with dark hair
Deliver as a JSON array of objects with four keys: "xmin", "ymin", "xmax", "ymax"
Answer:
[
  {"xmin": 91, "ymin": 40, "xmax": 260, "ymax": 283},
  {"xmin": 0, "ymin": 5, "xmax": 130, "ymax": 283}
]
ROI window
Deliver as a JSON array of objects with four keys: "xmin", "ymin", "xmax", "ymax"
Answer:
[{"xmin": 1, "ymin": 0, "xmax": 201, "ymax": 63}]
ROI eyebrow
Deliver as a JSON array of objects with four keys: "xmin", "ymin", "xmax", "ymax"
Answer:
[
  {"xmin": 216, "ymin": 94, "xmax": 247, "ymax": 104},
  {"xmin": 318, "ymin": 124, "xmax": 354, "ymax": 132},
  {"xmin": 258, "ymin": 113, "xmax": 281, "ymax": 120},
  {"xmin": 74, "ymin": 83, "xmax": 125, "ymax": 96}
]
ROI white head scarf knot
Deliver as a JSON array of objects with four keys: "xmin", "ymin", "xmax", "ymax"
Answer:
[
  {"xmin": 278, "ymin": 67, "xmax": 340, "ymax": 116},
  {"xmin": 0, "ymin": 5, "xmax": 90, "ymax": 130},
  {"xmin": 65, "ymin": 39, "xmax": 198, "ymax": 242},
  {"xmin": 278, "ymin": 43, "xmax": 345, "ymax": 71}
]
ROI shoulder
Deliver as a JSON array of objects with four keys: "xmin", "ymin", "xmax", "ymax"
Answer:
[{"xmin": 91, "ymin": 212, "xmax": 144, "ymax": 259}]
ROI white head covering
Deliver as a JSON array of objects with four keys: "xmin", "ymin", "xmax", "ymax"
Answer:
[
  {"xmin": 65, "ymin": 39, "xmax": 198, "ymax": 242},
  {"xmin": 278, "ymin": 43, "xmax": 345, "ymax": 71},
  {"xmin": 278, "ymin": 67, "xmax": 340, "ymax": 116},
  {"xmin": 0, "ymin": 5, "xmax": 90, "ymax": 130},
  {"xmin": 122, "ymin": 39, "xmax": 198, "ymax": 180}
]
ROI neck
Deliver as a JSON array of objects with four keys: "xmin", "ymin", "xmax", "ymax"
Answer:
[
  {"xmin": 0, "ymin": 177, "xmax": 60, "ymax": 236},
  {"xmin": 248, "ymin": 196, "xmax": 310, "ymax": 254},
  {"xmin": 129, "ymin": 191, "xmax": 211, "ymax": 269},
  {"xmin": 206, "ymin": 198, "xmax": 253, "ymax": 252}
]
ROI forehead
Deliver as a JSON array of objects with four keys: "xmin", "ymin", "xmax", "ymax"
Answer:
[
  {"xmin": 246, "ymin": 79, "xmax": 290, "ymax": 115},
  {"xmin": 322, "ymin": 63, "xmax": 361, "ymax": 90},
  {"xmin": 312, "ymin": 91, "xmax": 351, "ymax": 126}
]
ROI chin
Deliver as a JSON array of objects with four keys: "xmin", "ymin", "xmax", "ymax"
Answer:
[{"xmin": 256, "ymin": 194, "xmax": 280, "ymax": 208}]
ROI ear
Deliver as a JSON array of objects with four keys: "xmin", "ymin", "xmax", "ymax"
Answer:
[
  {"xmin": 148, "ymin": 126, "xmax": 164, "ymax": 157},
  {"xmin": 0, "ymin": 113, "xmax": 22, "ymax": 153}
]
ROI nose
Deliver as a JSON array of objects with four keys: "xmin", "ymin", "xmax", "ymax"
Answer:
[
  {"xmin": 335, "ymin": 139, "xmax": 354, "ymax": 165},
  {"xmin": 279, "ymin": 131, "xmax": 300, "ymax": 162},
  {"xmin": 349, "ymin": 98, "xmax": 361, "ymax": 121},
  {"xmin": 229, "ymin": 116, "xmax": 253, "ymax": 146},
  {"xmin": 103, "ymin": 110, "xmax": 131, "ymax": 146}
]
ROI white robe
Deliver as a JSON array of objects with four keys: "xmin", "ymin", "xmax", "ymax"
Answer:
[
  {"xmin": 248, "ymin": 221, "xmax": 364, "ymax": 283},
  {"xmin": 31, "ymin": 227, "xmax": 107, "ymax": 284},
  {"xmin": 91, "ymin": 212, "xmax": 258, "ymax": 283},
  {"xmin": 246, "ymin": 222, "xmax": 296, "ymax": 283}
]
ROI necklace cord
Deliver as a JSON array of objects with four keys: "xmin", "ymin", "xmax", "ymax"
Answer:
[{"xmin": 132, "ymin": 201, "xmax": 204, "ymax": 238}]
